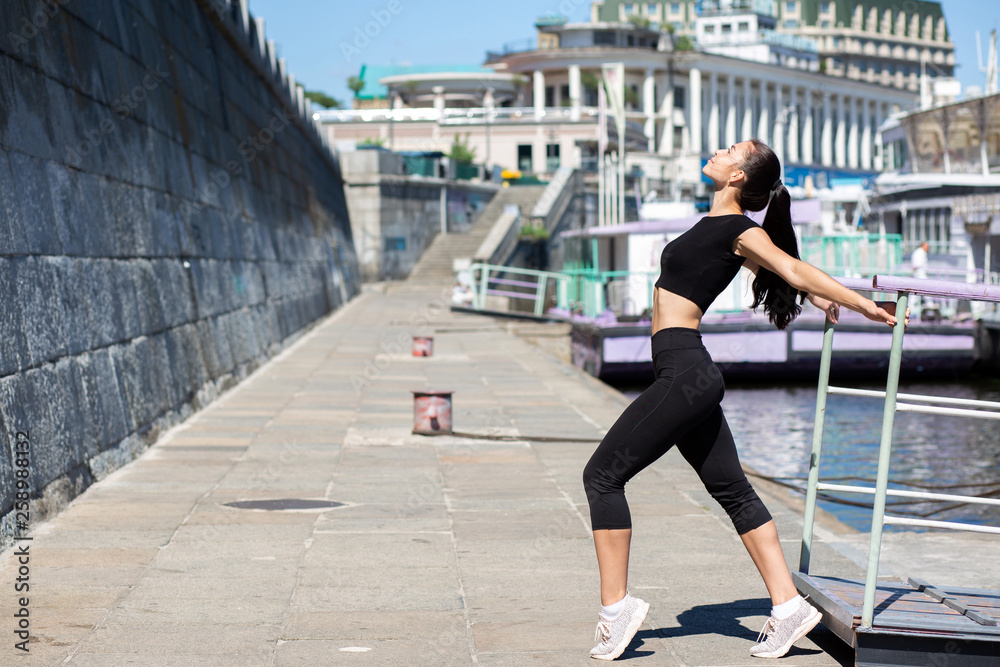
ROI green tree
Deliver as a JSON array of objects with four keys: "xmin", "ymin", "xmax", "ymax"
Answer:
[
  {"xmin": 624, "ymin": 86, "xmax": 640, "ymax": 109},
  {"xmin": 347, "ymin": 76, "xmax": 365, "ymax": 97},
  {"xmin": 358, "ymin": 136, "xmax": 386, "ymax": 147},
  {"xmin": 581, "ymin": 72, "xmax": 599, "ymax": 91},
  {"xmin": 674, "ymin": 35, "xmax": 694, "ymax": 51},
  {"xmin": 304, "ymin": 89, "xmax": 341, "ymax": 109},
  {"xmin": 627, "ymin": 15, "xmax": 651, "ymax": 29},
  {"xmin": 447, "ymin": 133, "xmax": 476, "ymax": 164}
]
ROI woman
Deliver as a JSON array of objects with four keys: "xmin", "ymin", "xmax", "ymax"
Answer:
[{"xmin": 582, "ymin": 139, "xmax": 906, "ymax": 661}]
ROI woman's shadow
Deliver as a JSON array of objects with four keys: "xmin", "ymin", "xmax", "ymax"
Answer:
[{"xmin": 615, "ymin": 597, "xmax": 853, "ymax": 664}]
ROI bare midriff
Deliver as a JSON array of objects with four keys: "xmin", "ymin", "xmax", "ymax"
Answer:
[{"xmin": 651, "ymin": 286, "xmax": 703, "ymax": 334}]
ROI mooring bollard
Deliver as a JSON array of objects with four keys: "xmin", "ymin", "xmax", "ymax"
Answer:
[
  {"xmin": 412, "ymin": 336, "xmax": 434, "ymax": 357},
  {"xmin": 411, "ymin": 390, "xmax": 453, "ymax": 435}
]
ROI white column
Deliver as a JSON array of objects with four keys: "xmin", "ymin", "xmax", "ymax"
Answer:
[
  {"xmin": 533, "ymin": 70, "xmax": 545, "ymax": 117},
  {"xmin": 835, "ymin": 93, "xmax": 846, "ymax": 168},
  {"xmin": 757, "ymin": 81, "xmax": 770, "ymax": 145},
  {"xmin": 433, "ymin": 86, "xmax": 445, "ymax": 114},
  {"xmin": 787, "ymin": 87, "xmax": 800, "ymax": 164},
  {"xmin": 708, "ymin": 72, "xmax": 720, "ymax": 151},
  {"xmin": 802, "ymin": 89, "xmax": 814, "ymax": 165},
  {"xmin": 861, "ymin": 98, "xmax": 872, "ymax": 169},
  {"xmin": 643, "ymin": 68, "xmax": 656, "ymax": 151},
  {"xmin": 689, "ymin": 68, "xmax": 702, "ymax": 155},
  {"xmin": 773, "ymin": 84, "xmax": 785, "ymax": 169},
  {"xmin": 873, "ymin": 102, "xmax": 886, "ymax": 171},
  {"xmin": 659, "ymin": 79, "xmax": 675, "ymax": 156},
  {"xmin": 821, "ymin": 91, "xmax": 833, "ymax": 167},
  {"xmin": 725, "ymin": 75, "xmax": 736, "ymax": 147},
  {"xmin": 741, "ymin": 77, "xmax": 753, "ymax": 141},
  {"xmin": 569, "ymin": 65, "xmax": 581, "ymax": 121},
  {"xmin": 848, "ymin": 96, "xmax": 859, "ymax": 169}
]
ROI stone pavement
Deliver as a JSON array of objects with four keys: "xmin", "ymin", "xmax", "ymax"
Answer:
[{"xmin": 1, "ymin": 281, "xmax": 996, "ymax": 666}]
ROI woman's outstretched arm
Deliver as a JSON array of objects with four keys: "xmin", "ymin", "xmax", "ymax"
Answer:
[{"xmin": 735, "ymin": 228, "xmax": 905, "ymax": 327}]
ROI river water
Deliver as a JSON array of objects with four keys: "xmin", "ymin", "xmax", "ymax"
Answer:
[{"xmin": 614, "ymin": 378, "xmax": 1000, "ymax": 532}]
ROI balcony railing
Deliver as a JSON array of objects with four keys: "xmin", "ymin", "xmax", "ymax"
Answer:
[{"xmin": 315, "ymin": 106, "xmax": 650, "ymax": 126}]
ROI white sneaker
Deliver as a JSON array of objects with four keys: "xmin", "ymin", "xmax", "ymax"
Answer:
[
  {"xmin": 750, "ymin": 596, "xmax": 822, "ymax": 658},
  {"xmin": 590, "ymin": 593, "xmax": 650, "ymax": 661}
]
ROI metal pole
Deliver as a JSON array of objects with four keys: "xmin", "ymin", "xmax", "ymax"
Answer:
[
  {"xmin": 618, "ymin": 149, "xmax": 626, "ymax": 223},
  {"xmin": 860, "ymin": 290, "xmax": 909, "ymax": 629},
  {"xmin": 598, "ymin": 149, "xmax": 605, "ymax": 227},
  {"xmin": 799, "ymin": 317, "xmax": 835, "ymax": 574}
]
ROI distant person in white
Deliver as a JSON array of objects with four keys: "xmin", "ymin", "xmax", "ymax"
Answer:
[{"xmin": 911, "ymin": 241, "xmax": 929, "ymax": 279}]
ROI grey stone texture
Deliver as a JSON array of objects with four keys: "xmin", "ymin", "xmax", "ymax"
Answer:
[{"xmin": 0, "ymin": 0, "xmax": 360, "ymax": 546}]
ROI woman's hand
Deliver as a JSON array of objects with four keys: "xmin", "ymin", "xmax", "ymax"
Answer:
[
  {"xmin": 808, "ymin": 295, "xmax": 840, "ymax": 324},
  {"xmin": 862, "ymin": 300, "xmax": 910, "ymax": 328}
]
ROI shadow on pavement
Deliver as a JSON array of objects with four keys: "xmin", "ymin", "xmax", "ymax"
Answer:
[{"xmin": 616, "ymin": 598, "xmax": 854, "ymax": 665}]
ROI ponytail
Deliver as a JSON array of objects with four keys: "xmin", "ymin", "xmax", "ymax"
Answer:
[{"xmin": 739, "ymin": 140, "xmax": 805, "ymax": 330}]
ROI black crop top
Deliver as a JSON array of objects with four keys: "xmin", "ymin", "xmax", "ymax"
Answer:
[{"xmin": 654, "ymin": 214, "xmax": 759, "ymax": 313}]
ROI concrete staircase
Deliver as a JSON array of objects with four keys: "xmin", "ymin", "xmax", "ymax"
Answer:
[{"xmin": 406, "ymin": 185, "xmax": 547, "ymax": 285}]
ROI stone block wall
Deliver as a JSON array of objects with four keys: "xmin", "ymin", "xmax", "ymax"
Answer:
[
  {"xmin": 0, "ymin": 0, "xmax": 359, "ymax": 549},
  {"xmin": 340, "ymin": 151, "xmax": 496, "ymax": 280}
]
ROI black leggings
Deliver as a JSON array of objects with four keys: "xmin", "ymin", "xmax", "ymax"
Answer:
[{"xmin": 582, "ymin": 327, "xmax": 771, "ymax": 535}]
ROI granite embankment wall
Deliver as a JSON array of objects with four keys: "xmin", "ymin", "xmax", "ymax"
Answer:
[{"xmin": 0, "ymin": 0, "xmax": 359, "ymax": 548}]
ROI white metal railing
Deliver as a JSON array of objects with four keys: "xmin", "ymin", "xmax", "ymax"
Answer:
[{"xmin": 798, "ymin": 275, "xmax": 1000, "ymax": 631}]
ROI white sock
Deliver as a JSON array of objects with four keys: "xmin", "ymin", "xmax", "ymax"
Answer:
[
  {"xmin": 772, "ymin": 595, "xmax": 802, "ymax": 620},
  {"xmin": 601, "ymin": 594, "xmax": 628, "ymax": 620}
]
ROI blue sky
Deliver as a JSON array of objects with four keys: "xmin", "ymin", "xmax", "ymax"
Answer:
[{"xmin": 248, "ymin": 0, "xmax": 998, "ymax": 108}]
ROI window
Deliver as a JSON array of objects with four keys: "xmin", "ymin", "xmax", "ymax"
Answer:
[
  {"xmin": 672, "ymin": 21, "xmax": 684, "ymax": 31},
  {"xmin": 545, "ymin": 86, "xmax": 554, "ymax": 107},
  {"xmin": 721, "ymin": 23, "xmax": 732, "ymax": 33},
  {"xmin": 627, "ymin": 35, "xmax": 635, "ymax": 46},
  {"xmin": 783, "ymin": 18, "xmax": 798, "ymax": 28},
  {"xmin": 785, "ymin": 1, "xmax": 796, "ymax": 13},
  {"xmin": 546, "ymin": 144, "xmax": 560, "ymax": 172},
  {"xmin": 647, "ymin": 3, "xmax": 658, "ymax": 16},
  {"xmin": 819, "ymin": 1, "xmax": 830, "ymax": 12},
  {"xmin": 594, "ymin": 30, "xmax": 616, "ymax": 45},
  {"xmin": 738, "ymin": 21, "xmax": 750, "ymax": 31},
  {"xmin": 624, "ymin": 3, "xmax": 636, "ymax": 14},
  {"xmin": 517, "ymin": 145, "xmax": 532, "ymax": 172},
  {"xmin": 704, "ymin": 23, "xmax": 716, "ymax": 33},
  {"xmin": 820, "ymin": 19, "xmax": 829, "ymax": 28},
  {"xmin": 559, "ymin": 85, "xmax": 570, "ymax": 106},
  {"xmin": 670, "ymin": 2, "xmax": 681, "ymax": 12},
  {"xmin": 673, "ymin": 85, "xmax": 685, "ymax": 108}
]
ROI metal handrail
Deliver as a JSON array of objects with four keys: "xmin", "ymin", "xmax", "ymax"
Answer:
[
  {"xmin": 816, "ymin": 483, "xmax": 1000, "ymax": 507},
  {"xmin": 798, "ymin": 275, "xmax": 999, "ymax": 630}
]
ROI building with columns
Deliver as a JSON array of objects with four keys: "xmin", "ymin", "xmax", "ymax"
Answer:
[
  {"xmin": 488, "ymin": 17, "xmax": 915, "ymax": 192},
  {"xmin": 319, "ymin": 17, "xmax": 915, "ymax": 197},
  {"xmin": 591, "ymin": 0, "xmax": 954, "ymax": 93}
]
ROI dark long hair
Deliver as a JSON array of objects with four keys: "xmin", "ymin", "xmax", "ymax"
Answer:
[{"xmin": 738, "ymin": 139, "xmax": 804, "ymax": 330}]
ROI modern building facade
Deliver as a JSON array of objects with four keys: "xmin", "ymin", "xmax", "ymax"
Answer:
[
  {"xmin": 871, "ymin": 92, "xmax": 1000, "ymax": 272},
  {"xmin": 591, "ymin": 0, "xmax": 954, "ymax": 92}
]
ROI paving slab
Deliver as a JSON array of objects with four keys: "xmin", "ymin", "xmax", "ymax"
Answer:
[{"xmin": 0, "ymin": 281, "xmax": 996, "ymax": 666}]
